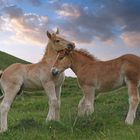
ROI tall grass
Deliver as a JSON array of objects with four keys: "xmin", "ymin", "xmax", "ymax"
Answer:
[{"xmin": 0, "ymin": 78, "xmax": 140, "ymax": 140}]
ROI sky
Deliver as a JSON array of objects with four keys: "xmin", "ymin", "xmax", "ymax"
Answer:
[{"xmin": 0, "ymin": 0, "xmax": 140, "ymax": 77}]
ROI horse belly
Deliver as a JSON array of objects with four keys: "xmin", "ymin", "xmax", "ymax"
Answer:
[
  {"xmin": 113, "ymin": 74, "xmax": 125, "ymax": 89},
  {"xmin": 23, "ymin": 79, "xmax": 43, "ymax": 91},
  {"xmin": 97, "ymin": 74, "xmax": 124, "ymax": 92}
]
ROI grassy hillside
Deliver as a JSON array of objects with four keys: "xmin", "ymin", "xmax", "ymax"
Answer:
[
  {"xmin": 0, "ymin": 51, "xmax": 29, "ymax": 69},
  {"xmin": 0, "ymin": 51, "xmax": 140, "ymax": 140}
]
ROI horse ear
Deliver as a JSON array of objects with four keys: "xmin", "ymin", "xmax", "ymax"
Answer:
[
  {"xmin": 46, "ymin": 31, "xmax": 52, "ymax": 39},
  {"xmin": 56, "ymin": 28, "xmax": 59, "ymax": 34}
]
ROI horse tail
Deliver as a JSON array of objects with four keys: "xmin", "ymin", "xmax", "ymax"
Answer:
[{"xmin": 0, "ymin": 70, "xmax": 4, "ymax": 100}]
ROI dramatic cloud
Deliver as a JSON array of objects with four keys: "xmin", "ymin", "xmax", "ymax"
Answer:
[
  {"xmin": 16, "ymin": 0, "xmax": 42, "ymax": 7},
  {"xmin": 0, "ymin": 0, "xmax": 8, "ymax": 5},
  {"xmin": 48, "ymin": 0, "xmax": 59, "ymax": 4},
  {"xmin": 121, "ymin": 32, "xmax": 140, "ymax": 47},
  {"xmin": 29, "ymin": 0, "xmax": 42, "ymax": 6},
  {"xmin": 0, "ymin": 0, "xmax": 140, "ymax": 47},
  {"xmin": 0, "ymin": 16, "xmax": 4, "ymax": 30},
  {"xmin": 55, "ymin": 0, "xmax": 140, "ymax": 45},
  {"xmin": 56, "ymin": 3, "xmax": 116, "ymax": 43},
  {"xmin": 1, "ymin": 5, "xmax": 49, "ymax": 44},
  {"xmin": 98, "ymin": 0, "xmax": 140, "ymax": 33},
  {"xmin": 56, "ymin": 3, "xmax": 80, "ymax": 18},
  {"xmin": 3, "ymin": 5, "xmax": 23, "ymax": 18}
]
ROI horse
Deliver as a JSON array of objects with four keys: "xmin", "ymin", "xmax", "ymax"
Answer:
[
  {"xmin": 0, "ymin": 29, "xmax": 75, "ymax": 133},
  {"xmin": 51, "ymin": 48, "xmax": 140, "ymax": 125}
]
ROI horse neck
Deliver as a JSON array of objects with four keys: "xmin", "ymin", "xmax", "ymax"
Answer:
[
  {"xmin": 70, "ymin": 51, "xmax": 95, "ymax": 75},
  {"xmin": 41, "ymin": 42, "xmax": 57, "ymax": 64}
]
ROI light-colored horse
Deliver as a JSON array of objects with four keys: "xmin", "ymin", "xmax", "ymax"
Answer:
[
  {"xmin": 0, "ymin": 29, "xmax": 75, "ymax": 133},
  {"xmin": 52, "ymin": 48, "xmax": 140, "ymax": 125}
]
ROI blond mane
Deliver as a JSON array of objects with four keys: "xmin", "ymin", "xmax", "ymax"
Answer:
[{"xmin": 41, "ymin": 42, "xmax": 56, "ymax": 61}]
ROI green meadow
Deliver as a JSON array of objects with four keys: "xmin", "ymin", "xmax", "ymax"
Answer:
[{"xmin": 0, "ymin": 51, "xmax": 140, "ymax": 140}]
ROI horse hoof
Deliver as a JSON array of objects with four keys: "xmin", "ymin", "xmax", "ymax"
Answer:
[
  {"xmin": 46, "ymin": 116, "xmax": 60, "ymax": 122},
  {"xmin": 0, "ymin": 129, "xmax": 7, "ymax": 133},
  {"xmin": 125, "ymin": 119, "xmax": 134, "ymax": 125}
]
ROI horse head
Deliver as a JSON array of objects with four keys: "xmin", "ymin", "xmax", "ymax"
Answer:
[{"xmin": 46, "ymin": 28, "xmax": 75, "ymax": 51}]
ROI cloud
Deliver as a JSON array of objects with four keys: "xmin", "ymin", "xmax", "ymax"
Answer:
[
  {"xmin": 56, "ymin": 3, "xmax": 117, "ymax": 43},
  {"xmin": 0, "ymin": 16, "xmax": 4, "ymax": 30},
  {"xmin": 121, "ymin": 32, "xmax": 140, "ymax": 47},
  {"xmin": 0, "ymin": 0, "xmax": 8, "ymax": 7},
  {"xmin": 99, "ymin": 0, "xmax": 140, "ymax": 32},
  {"xmin": 1, "ymin": 0, "xmax": 140, "ymax": 47},
  {"xmin": 3, "ymin": 5, "xmax": 23, "ymax": 18},
  {"xmin": 1, "ymin": 5, "xmax": 49, "ymax": 45},
  {"xmin": 48, "ymin": 0, "xmax": 59, "ymax": 4},
  {"xmin": 56, "ymin": 3, "xmax": 80, "ymax": 18},
  {"xmin": 55, "ymin": 0, "xmax": 140, "ymax": 44},
  {"xmin": 16, "ymin": 0, "xmax": 42, "ymax": 7},
  {"xmin": 29, "ymin": 0, "xmax": 42, "ymax": 6},
  {"xmin": 0, "ymin": 15, "xmax": 13, "ymax": 31}
]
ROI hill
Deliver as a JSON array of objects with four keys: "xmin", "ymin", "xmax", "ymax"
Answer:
[
  {"xmin": 0, "ymin": 51, "xmax": 29, "ymax": 70},
  {"xmin": 0, "ymin": 51, "xmax": 140, "ymax": 140}
]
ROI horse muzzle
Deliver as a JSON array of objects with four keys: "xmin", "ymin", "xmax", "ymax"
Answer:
[
  {"xmin": 51, "ymin": 68, "xmax": 60, "ymax": 76},
  {"xmin": 67, "ymin": 43, "xmax": 75, "ymax": 50}
]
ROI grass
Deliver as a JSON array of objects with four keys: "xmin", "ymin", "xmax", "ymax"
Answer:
[
  {"xmin": 0, "ymin": 51, "xmax": 29, "ymax": 69},
  {"xmin": 0, "ymin": 51, "xmax": 140, "ymax": 140}
]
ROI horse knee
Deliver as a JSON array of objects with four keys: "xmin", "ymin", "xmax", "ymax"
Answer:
[
  {"xmin": 129, "ymin": 96, "xmax": 140, "ymax": 108},
  {"xmin": 50, "ymin": 99, "xmax": 59, "ymax": 110},
  {"xmin": 0, "ymin": 103, "xmax": 10, "ymax": 114}
]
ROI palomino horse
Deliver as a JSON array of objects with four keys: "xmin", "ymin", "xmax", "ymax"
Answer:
[
  {"xmin": 0, "ymin": 29, "xmax": 75, "ymax": 133},
  {"xmin": 52, "ymin": 48, "xmax": 140, "ymax": 125}
]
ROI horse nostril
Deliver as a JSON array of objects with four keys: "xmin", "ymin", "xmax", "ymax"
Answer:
[
  {"xmin": 67, "ymin": 43, "xmax": 75, "ymax": 50},
  {"xmin": 52, "ymin": 68, "xmax": 59, "ymax": 76}
]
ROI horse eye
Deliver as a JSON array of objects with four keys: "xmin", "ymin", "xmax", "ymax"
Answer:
[{"xmin": 56, "ymin": 40, "xmax": 60, "ymax": 43}]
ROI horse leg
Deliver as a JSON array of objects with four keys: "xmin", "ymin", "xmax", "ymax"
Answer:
[
  {"xmin": 78, "ymin": 85, "xmax": 95, "ymax": 116},
  {"xmin": 43, "ymin": 81, "xmax": 59, "ymax": 121},
  {"xmin": 54, "ymin": 74, "xmax": 64, "ymax": 120},
  {"xmin": 78, "ymin": 96, "xmax": 86, "ymax": 116},
  {"xmin": 0, "ymin": 83, "xmax": 21, "ymax": 133},
  {"xmin": 55, "ymin": 85, "xmax": 62, "ymax": 120},
  {"xmin": 125, "ymin": 82, "xmax": 140, "ymax": 125}
]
